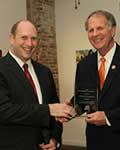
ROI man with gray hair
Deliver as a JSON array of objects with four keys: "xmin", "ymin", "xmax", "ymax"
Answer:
[{"xmin": 74, "ymin": 10, "xmax": 120, "ymax": 150}]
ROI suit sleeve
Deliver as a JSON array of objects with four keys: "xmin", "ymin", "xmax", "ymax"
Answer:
[
  {"xmin": 0, "ymin": 70, "xmax": 50, "ymax": 128},
  {"xmin": 105, "ymin": 108, "xmax": 120, "ymax": 131}
]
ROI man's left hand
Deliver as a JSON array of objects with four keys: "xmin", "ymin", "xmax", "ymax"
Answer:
[
  {"xmin": 40, "ymin": 138, "xmax": 57, "ymax": 150},
  {"xmin": 86, "ymin": 111, "xmax": 107, "ymax": 126}
]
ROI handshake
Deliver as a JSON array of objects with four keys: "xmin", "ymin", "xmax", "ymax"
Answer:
[
  {"xmin": 48, "ymin": 99, "xmax": 76, "ymax": 123},
  {"xmin": 49, "ymin": 88, "xmax": 98, "ymax": 123}
]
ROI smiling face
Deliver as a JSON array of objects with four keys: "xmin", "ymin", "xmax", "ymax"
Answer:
[
  {"xmin": 87, "ymin": 15, "xmax": 116, "ymax": 55},
  {"xmin": 9, "ymin": 21, "xmax": 38, "ymax": 63}
]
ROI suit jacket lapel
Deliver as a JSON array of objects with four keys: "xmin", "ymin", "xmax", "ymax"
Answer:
[
  {"xmin": 101, "ymin": 44, "xmax": 120, "ymax": 96},
  {"xmin": 5, "ymin": 53, "xmax": 38, "ymax": 102},
  {"xmin": 89, "ymin": 52, "xmax": 100, "ymax": 88},
  {"xmin": 32, "ymin": 61, "xmax": 48, "ymax": 104}
]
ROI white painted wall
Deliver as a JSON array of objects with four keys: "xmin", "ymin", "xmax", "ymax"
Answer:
[
  {"xmin": 0, "ymin": 0, "xmax": 26, "ymax": 56},
  {"xmin": 55, "ymin": 0, "xmax": 120, "ymax": 147}
]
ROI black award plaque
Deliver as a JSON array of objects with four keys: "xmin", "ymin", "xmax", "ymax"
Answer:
[{"xmin": 74, "ymin": 87, "xmax": 98, "ymax": 116}]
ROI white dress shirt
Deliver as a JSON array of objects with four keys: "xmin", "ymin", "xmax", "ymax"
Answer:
[{"xmin": 9, "ymin": 51, "xmax": 43, "ymax": 104}]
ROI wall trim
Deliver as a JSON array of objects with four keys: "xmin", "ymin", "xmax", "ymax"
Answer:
[{"xmin": 62, "ymin": 139, "xmax": 86, "ymax": 147}]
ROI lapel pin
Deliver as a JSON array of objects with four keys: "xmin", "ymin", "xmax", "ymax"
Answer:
[{"xmin": 112, "ymin": 65, "xmax": 116, "ymax": 70}]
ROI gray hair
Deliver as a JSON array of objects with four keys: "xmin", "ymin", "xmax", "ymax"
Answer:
[{"xmin": 85, "ymin": 10, "xmax": 116, "ymax": 31}]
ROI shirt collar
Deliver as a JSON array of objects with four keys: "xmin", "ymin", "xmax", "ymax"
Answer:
[
  {"xmin": 9, "ymin": 50, "xmax": 32, "ymax": 68},
  {"xmin": 98, "ymin": 42, "xmax": 116, "ymax": 63}
]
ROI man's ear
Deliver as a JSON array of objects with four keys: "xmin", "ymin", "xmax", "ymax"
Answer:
[
  {"xmin": 111, "ymin": 26, "xmax": 116, "ymax": 37},
  {"xmin": 9, "ymin": 33, "xmax": 14, "ymax": 45}
]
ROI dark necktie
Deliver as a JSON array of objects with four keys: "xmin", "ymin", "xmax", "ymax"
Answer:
[
  {"xmin": 99, "ymin": 57, "xmax": 106, "ymax": 90},
  {"xmin": 23, "ymin": 63, "xmax": 38, "ymax": 96}
]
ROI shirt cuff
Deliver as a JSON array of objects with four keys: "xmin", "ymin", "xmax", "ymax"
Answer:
[{"xmin": 105, "ymin": 116, "xmax": 111, "ymax": 126}]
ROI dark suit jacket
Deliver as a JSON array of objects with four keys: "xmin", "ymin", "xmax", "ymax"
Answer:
[
  {"xmin": 75, "ymin": 43, "xmax": 120, "ymax": 150},
  {"xmin": 0, "ymin": 52, "xmax": 62, "ymax": 150}
]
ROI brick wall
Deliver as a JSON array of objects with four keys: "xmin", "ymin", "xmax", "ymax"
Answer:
[{"xmin": 26, "ymin": 0, "xmax": 59, "ymax": 94}]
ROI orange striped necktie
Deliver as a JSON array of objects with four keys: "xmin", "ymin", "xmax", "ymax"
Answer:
[{"xmin": 99, "ymin": 57, "xmax": 106, "ymax": 90}]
